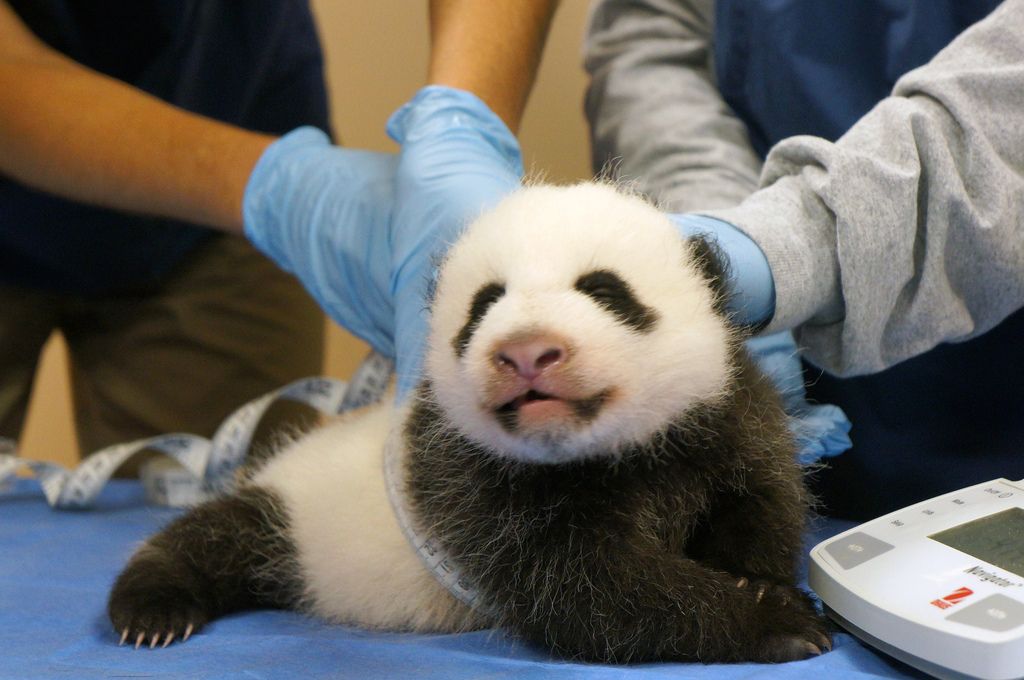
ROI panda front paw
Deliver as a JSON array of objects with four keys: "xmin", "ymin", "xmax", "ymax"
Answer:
[
  {"xmin": 108, "ymin": 560, "xmax": 210, "ymax": 649},
  {"xmin": 744, "ymin": 582, "xmax": 832, "ymax": 662},
  {"xmin": 109, "ymin": 583, "xmax": 208, "ymax": 649}
]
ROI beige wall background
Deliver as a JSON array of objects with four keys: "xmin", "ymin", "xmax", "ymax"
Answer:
[{"xmin": 18, "ymin": 1, "xmax": 595, "ymax": 466}]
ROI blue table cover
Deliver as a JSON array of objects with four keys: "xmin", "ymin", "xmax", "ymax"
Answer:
[{"xmin": 0, "ymin": 478, "xmax": 927, "ymax": 679}]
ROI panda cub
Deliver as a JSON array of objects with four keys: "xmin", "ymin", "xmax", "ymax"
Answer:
[{"xmin": 108, "ymin": 183, "xmax": 830, "ymax": 664}]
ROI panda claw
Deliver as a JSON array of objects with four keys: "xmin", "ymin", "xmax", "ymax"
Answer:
[
  {"xmin": 736, "ymin": 577, "xmax": 749, "ymax": 588},
  {"xmin": 119, "ymin": 629, "xmax": 129, "ymax": 646},
  {"xmin": 162, "ymin": 632, "xmax": 175, "ymax": 648},
  {"xmin": 183, "ymin": 623, "xmax": 194, "ymax": 642},
  {"xmin": 818, "ymin": 633, "xmax": 832, "ymax": 652},
  {"xmin": 149, "ymin": 633, "xmax": 160, "ymax": 649},
  {"xmin": 134, "ymin": 632, "xmax": 145, "ymax": 650}
]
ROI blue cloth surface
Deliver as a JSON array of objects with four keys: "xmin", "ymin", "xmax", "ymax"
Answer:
[{"xmin": 1, "ymin": 478, "xmax": 926, "ymax": 680}]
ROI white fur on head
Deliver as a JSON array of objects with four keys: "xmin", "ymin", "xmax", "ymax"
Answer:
[{"xmin": 425, "ymin": 183, "xmax": 734, "ymax": 463}]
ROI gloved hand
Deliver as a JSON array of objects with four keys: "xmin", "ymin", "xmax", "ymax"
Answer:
[
  {"xmin": 386, "ymin": 86, "xmax": 524, "ymax": 397},
  {"xmin": 745, "ymin": 332, "xmax": 852, "ymax": 465},
  {"xmin": 670, "ymin": 215, "xmax": 850, "ymax": 463},
  {"xmin": 243, "ymin": 127, "xmax": 397, "ymax": 356},
  {"xmin": 668, "ymin": 214, "xmax": 776, "ymax": 328}
]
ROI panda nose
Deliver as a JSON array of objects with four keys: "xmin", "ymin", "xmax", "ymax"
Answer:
[{"xmin": 493, "ymin": 335, "xmax": 567, "ymax": 380}]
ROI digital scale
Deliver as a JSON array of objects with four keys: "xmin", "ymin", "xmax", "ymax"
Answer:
[{"xmin": 810, "ymin": 478, "xmax": 1024, "ymax": 680}]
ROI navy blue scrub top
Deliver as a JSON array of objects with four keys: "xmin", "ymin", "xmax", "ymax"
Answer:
[{"xmin": 713, "ymin": 0, "xmax": 1021, "ymax": 520}]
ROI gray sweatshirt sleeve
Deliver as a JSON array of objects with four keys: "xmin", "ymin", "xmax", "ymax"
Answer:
[
  {"xmin": 584, "ymin": 0, "xmax": 762, "ymax": 213},
  {"xmin": 707, "ymin": 0, "xmax": 1024, "ymax": 376}
]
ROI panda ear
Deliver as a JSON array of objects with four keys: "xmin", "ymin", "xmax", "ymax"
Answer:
[
  {"xmin": 686, "ymin": 235, "xmax": 770, "ymax": 333},
  {"xmin": 685, "ymin": 234, "xmax": 733, "ymax": 320}
]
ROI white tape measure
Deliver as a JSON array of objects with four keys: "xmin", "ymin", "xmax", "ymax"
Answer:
[
  {"xmin": 382, "ymin": 416, "xmax": 494, "ymax": 615},
  {"xmin": 0, "ymin": 352, "xmax": 392, "ymax": 509}
]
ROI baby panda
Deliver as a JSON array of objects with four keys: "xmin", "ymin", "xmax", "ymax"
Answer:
[{"xmin": 108, "ymin": 182, "xmax": 830, "ymax": 664}]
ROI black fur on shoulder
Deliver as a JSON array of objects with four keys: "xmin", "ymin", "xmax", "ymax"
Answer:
[{"xmin": 405, "ymin": 345, "xmax": 828, "ymax": 664}]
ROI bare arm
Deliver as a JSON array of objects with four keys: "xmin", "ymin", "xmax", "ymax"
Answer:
[
  {"xmin": 0, "ymin": 1, "xmax": 273, "ymax": 233},
  {"xmin": 427, "ymin": 0, "xmax": 559, "ymax": 132}
]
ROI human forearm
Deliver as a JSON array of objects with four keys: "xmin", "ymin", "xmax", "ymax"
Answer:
[
  {"xmin": 427, "ymin": 0, "xmax": 558, "ymax": 132},
  {"xmin": 0, "ymin": 2, "xmax": 272, "ymax": 233}
]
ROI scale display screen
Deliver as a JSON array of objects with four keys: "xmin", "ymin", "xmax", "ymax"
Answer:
[{"xmin": 930, "ymin": 507, "xmax": 1024, "ymax": 578}]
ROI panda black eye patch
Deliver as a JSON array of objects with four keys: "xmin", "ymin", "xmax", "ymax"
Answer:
[
  {"xmin": 574, "ymin": 270, "xmax": 658, "ymax": 333},
  {"xmin": 453, "ymin": 282, "xmax": 506, "ymax": 356}
]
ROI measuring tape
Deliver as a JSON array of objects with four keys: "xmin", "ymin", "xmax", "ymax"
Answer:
[
  {"xmin": 0, "ymin": 352, "xmax": 393, "ymax": 510},
  {"xmin": 382, "ymin": 417, "xmax": 495, "ymax": 615}
]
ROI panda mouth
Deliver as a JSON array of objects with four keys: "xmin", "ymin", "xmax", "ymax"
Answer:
[
  {"xmin": 494, "ymin": 390, "xmax": 559, "ymax": 421},
  {"xmin": 500, "ymin": 389, "xmax": 558, "ymax": 411},
  {"xmin": 493, "ymin": 389, "xmax": 611, "ymax": 432}
]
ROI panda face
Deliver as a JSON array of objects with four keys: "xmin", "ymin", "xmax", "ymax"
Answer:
[{"xmin": 425, "ymin": 183, "xmax": 735, "ymax": 464}]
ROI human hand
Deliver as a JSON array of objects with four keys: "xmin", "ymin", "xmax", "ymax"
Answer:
[
  {"xmin": 243, "ymin": 127, "xmax": 396, "ymax": 356},
  {"xmin": 668, "ymin": 214, "xmax": 776, "ymax": 328},
  {"xmin": 386, "ymin": 86, "xmax": 524, "ymax": 397}
]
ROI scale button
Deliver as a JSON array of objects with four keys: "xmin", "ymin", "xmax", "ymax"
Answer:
[
  {"xmin": 946, "ymin": 594, "xmax": 1024, "ymax": 633},
  {"xmin": 824, "ymin": 532, "xmax": 895, "ymax": 569}
]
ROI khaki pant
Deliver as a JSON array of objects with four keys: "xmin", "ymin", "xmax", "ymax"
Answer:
[{"xmin": 0, "ymin": 234, "xmax": 325, "ymax": 475}]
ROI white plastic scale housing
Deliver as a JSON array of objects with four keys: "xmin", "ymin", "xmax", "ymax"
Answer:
[{"xmin": 809, "ymin": 478, "xmax": 1024, "ymax": 680}]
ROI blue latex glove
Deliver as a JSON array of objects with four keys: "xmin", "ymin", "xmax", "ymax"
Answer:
[
  {"xmin": 386, "ymin": 86, "xmax": 524, "ymax": 397},
  {"xmin": 668, "ymin": 214, "xmax": 776, "ymax": 328},
  {"xmin": 746, "ymin": 332, "xmax": 852, "ymax": 465},
  {"xmin": 243, "ymin": 127, "xmax": 397, "ymax": 356},
  {"xmin": 669, "ymin": 215, "xmax": 850, "ymax": 463}
]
